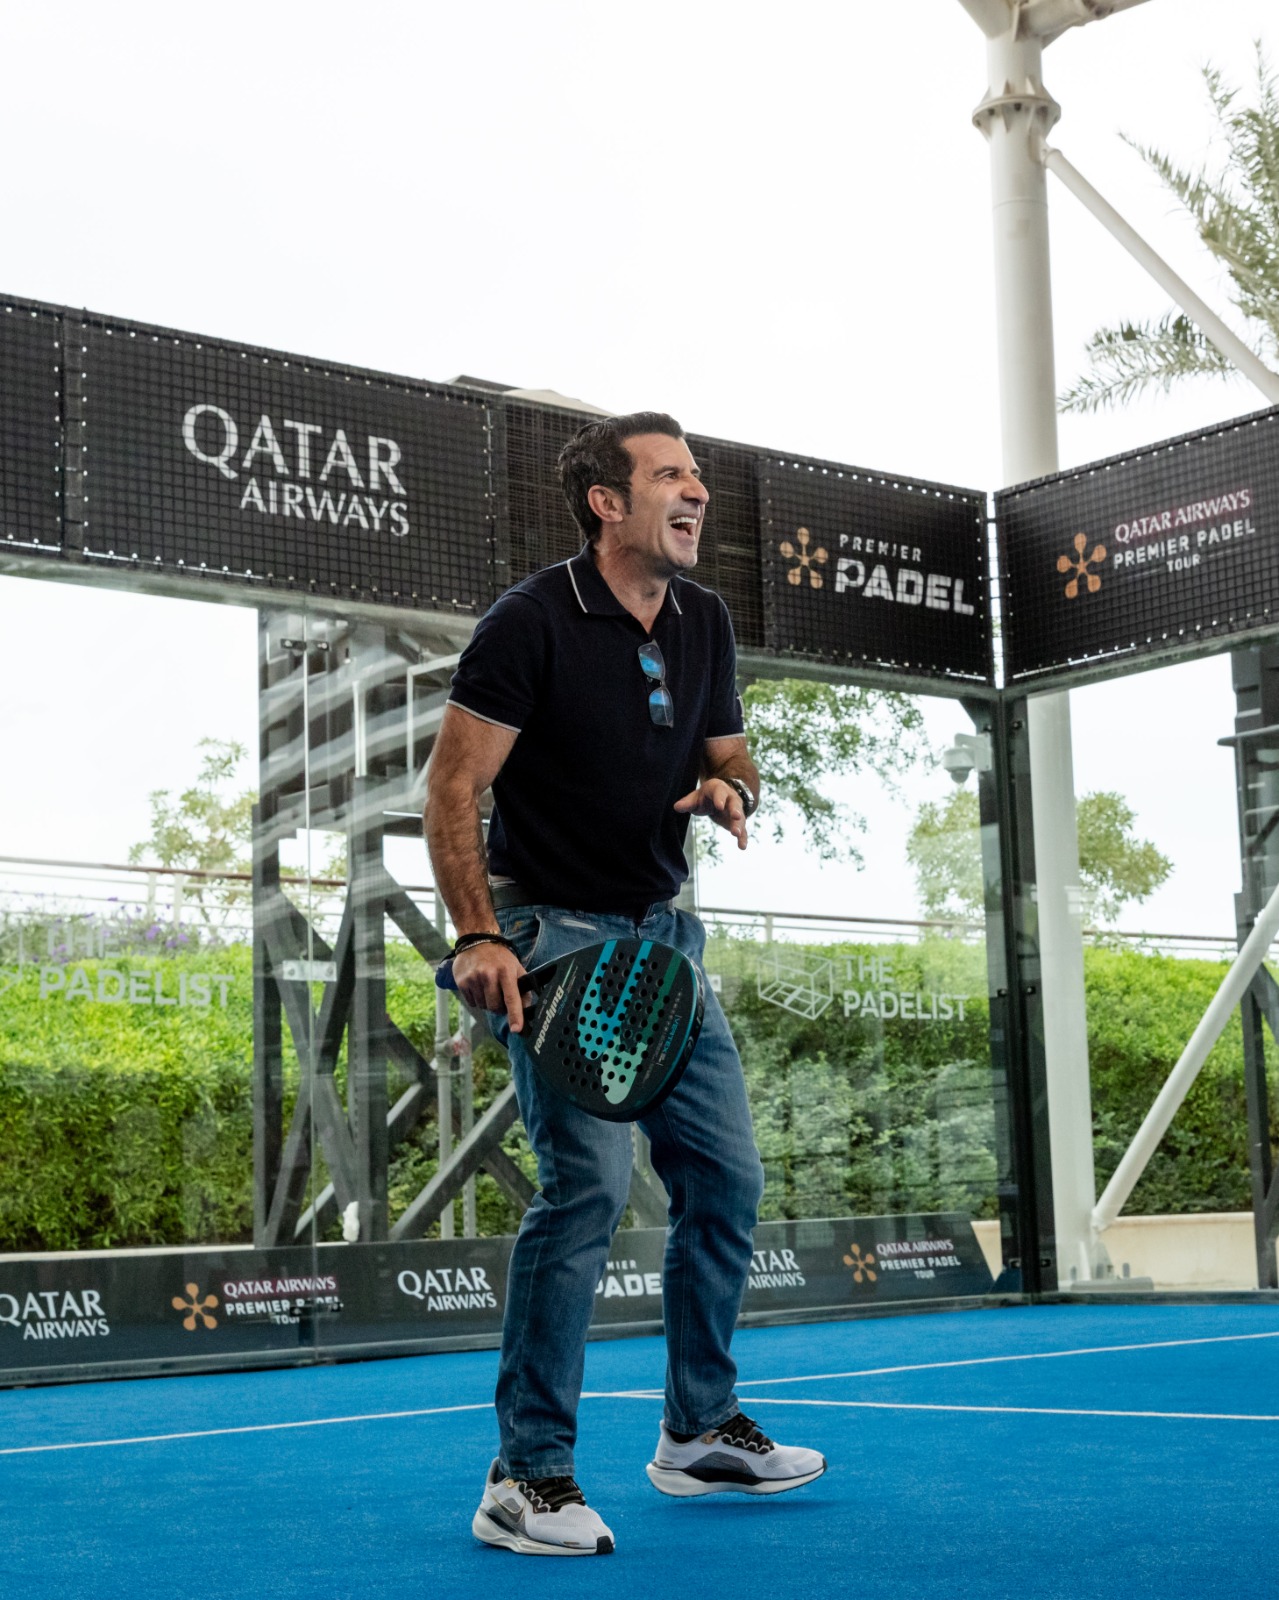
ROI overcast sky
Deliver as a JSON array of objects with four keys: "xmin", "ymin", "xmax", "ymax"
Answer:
[{"xmin": 0, "ymin": 0, "xmax": 1272, "ymax": 933}]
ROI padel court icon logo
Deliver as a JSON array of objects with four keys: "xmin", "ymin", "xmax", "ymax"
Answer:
[
  {"xmin": 779, "ymin": 527, "xmax": 828, "ymax": 589},
  {"xmin": 1057, "ymin": 532, "xmax": 1107, "ymax": 599},
  {"xmin": 172, "ymin": 1283, "xmax": 219, "ymax": 1331},
  {"xmin": 843, "ymin": 1243, "xmax": 877, "ymax": 1284}
]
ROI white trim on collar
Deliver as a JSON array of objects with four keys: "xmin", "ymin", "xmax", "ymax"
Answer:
[
  {"xmin": 564, "ymin": 559, "xmax": 589, "ymax": 614},
  {"xmin": 565, "ymin": 553, "xmax": 685, "ymax": 617}
]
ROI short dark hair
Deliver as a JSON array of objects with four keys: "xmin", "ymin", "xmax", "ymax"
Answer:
[{"xmin": 557, "ymin": 411, "xmax": 685, "ymax": 542}]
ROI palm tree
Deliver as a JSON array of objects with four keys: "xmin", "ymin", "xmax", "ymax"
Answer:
[{"xmin": 1059, "ymin": 48, "xmax": 1279, "ymax": 414}]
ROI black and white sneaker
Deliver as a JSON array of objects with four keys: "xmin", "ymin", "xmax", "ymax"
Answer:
[
  {"xmin": 472, "ymin": 1458, "xmax": 615, "ymax": 1555},
  {"xmin": 646, "ymin": 1410, "xmax": 826, "ymax": 1497}
]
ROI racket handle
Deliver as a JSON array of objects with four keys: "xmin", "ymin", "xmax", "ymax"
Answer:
[{"xmin": 434, "ymin": 956, "xmax": 540, "ymax": 1015}]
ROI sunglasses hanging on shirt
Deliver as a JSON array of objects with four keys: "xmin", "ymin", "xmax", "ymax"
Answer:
[{"xmin": 638, "ymin": 640, "xmax": 674, "ymax": 728}]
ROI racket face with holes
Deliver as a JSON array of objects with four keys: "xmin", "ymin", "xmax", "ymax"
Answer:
[{"xmin": 518, "ymin": 939, "xmax": 704, "ymax": 1122}]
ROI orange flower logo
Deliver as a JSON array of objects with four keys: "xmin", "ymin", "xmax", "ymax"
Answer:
[
  {"xmin": 1057, "ymin": 532, "xmax": 1106, "ymax": 598},
  {"xmin": 842, "ymin": 1243, "xmax": 877, "ymax": 1284},
  {"xmin": 779, "ymin": 527, "xmax": 828, "ymax": 589},
  {"xmin": 172, "ymin": 1283, "xmax": 219, "ymax": 1331}
]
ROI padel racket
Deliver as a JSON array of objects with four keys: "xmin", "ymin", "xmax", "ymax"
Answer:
[{"xmin": 436, "ymin": 938, "xmax": 704, "ymax": 1121}]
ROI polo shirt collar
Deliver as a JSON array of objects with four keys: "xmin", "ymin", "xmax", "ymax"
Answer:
[{"xmin": 566, "ymin": 544, "xmax": 684, "ymax": 618}]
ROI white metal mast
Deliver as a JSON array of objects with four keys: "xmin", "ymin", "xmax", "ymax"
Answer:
[{"xmin": 958, "ymin": 0, "xmax": 1152, "ymax": 1285}]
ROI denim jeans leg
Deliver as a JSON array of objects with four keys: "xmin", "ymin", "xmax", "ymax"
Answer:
[
  {"xmin": 489, "ymin": 908, "xmax": 636, "ymax": 1479},
  {"xmin": 638, "ymin": 908, "xmax": 765, "ymax": 1435}
]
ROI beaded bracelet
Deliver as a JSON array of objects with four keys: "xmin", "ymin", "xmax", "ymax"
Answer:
[{"xmin": 451, "ymin": 932, "xmax": 519, "ymax": 958}]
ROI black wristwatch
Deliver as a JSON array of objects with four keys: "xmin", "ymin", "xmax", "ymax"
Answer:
[{"xmin": 726, "ymin": 777, "xmax": 758, "ymax": 818}]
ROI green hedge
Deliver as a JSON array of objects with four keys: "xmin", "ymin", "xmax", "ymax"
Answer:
[
  {"xmin": 0, "ymin": 936, "xmax": 1270, "ymax": 1249},
  {"xmin": 0, "ymin": 944, "xmax": 535, "ymax": 1250}
]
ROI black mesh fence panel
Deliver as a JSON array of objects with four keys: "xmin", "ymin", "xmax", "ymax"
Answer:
[
  {"xmin": 760, "ymin": 457, "xmax": 990, "ymax": 681},
  {"xmin": 501, "ymin": 408, "xmax": 838, "ymax": 657},
  {"xmin": 686, "ymin": 435, "xmax": 764, "ymax": 650},
  {"xmin": 0, "ymin": 291, "xmax": 1000, "ymax": 686},
  {"xmin": 998, "ymin": 407, "xmax": 1279, "ymax": 682},
  {"xmin": 74, "ymin": 320, "xmax": 494, "ymax": 614},
  {"xmin": 502, "ymin": 400, "xmax": 585, "ymax": 579},
  {"xmin": 0, "ymin": 303, "xmax": 62, "ymax": 552}
]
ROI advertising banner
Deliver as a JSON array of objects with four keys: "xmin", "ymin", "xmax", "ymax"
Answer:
[
  {"xmin": 997, "ymin": 406, "xmax": 1279, "ymax": 682},
  {"xmin": 0, "ymin": 1215, "xmax": 993, "ymax": 1381},
  {"xmin": 0, "ymin": 305, "xmax": 62, "ymax": 553},
  {"xmin": 77, "ymin": 324, "xmax": 495, "ymax": 613},
  {"xmin": 761, "ymin": 458, "xmax": 990, "ymax": 683}
]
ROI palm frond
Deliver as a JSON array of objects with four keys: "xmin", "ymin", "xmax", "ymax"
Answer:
[
  {"xmin": 1059, "ymin": 314, "xmax": 1235, "ymax": 414},
  {"xmin": 1065, "ymin": 49, "xmax": 1279, "ymax": 409}
]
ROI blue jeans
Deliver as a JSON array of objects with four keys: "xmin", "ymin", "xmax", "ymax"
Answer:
[{"xmin": 487, "ymin": 902, "xmax": 765, "ymax": 1478}]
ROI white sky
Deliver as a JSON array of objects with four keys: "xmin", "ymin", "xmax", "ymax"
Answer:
[{"xmin": 0, "ymin": 0, "xmax": 1271, "ymax": 935}]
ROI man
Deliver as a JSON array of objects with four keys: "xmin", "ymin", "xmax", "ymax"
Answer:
[{"xmin": 424, "ymin": 411, "xmax": 825, "ymax": 1557}]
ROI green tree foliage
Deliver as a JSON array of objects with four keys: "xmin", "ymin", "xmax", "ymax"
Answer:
[
  {"xmin": 128, "ymin": 738, "xmax": 255, "ymax": 928},
  {"xmin": 0, "ymin": 943, "xmax": 534, "ymax": 1249},
  {"xmin": 128, "ymin": 737, "xmax": 349, "ymax": 899},
  {"xmin": 736, "ymin": 680, "xmax": 928, "ymax": 862},
  {"xmin": 1060, "ymin": 48, "xmax": 1279, "ymax": 413},
  {"xmin": 905, "ymin": 790, "xmax": 985, "ymax": 923},
  {"xmin": 906, "ymin": 787, "xmax": 1172, "ymax": 924},
  {"xmin": 1075, "ymin": 790, "xmax": 1176, "ymax": 922},
  {"xmin": 129, "ymin": 738, "xmax": 254, "ymax": 877}
]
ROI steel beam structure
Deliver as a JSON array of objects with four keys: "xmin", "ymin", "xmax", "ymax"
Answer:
[
  {"xmin": 965, "ymin": 695, "xmax": 1056, "ymax": 1292},
  {"xmin": 251, "ymin": 607, "xmax": 532, "ymax": 1247},
  {"xmin": 1224, "ymin": 646, "xmax": 1279, "ymax": 1287}
]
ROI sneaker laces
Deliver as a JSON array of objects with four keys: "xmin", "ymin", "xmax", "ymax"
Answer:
[
  {"xmin": 515, "ymin": 1474, "xmax": 587, "ymax": 1514},
  {"xmin": 715, "ymin": 1411, "xmax": 775, "ymax": 1455}
]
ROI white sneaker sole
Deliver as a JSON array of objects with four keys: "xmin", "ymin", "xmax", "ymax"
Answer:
[
  {"xmin": 472, "ymin": 1508, "xmax": 615, "ymax": 1555},
  {"xmin": 645, "ymin": 1458, "xmax": 827, "ymax": 1497}
]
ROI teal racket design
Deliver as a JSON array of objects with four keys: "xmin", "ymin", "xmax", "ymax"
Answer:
[{"xmin": 438, "ymin": 938, "xmax": 704, "ymax": 1121}]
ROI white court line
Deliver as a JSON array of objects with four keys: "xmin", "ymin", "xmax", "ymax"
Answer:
[
  {"xmin": 731, "ymin": 1329, "xmax": 1279, "ymax": 1388},
  {"xmin": 0, "ymin": 1401, "xmax": 493, "ymax": 1458},
  {"xmin": 8, "ymin": 1332, "xmax": 1279, "ymax": 1459},
  {"xmin": 736, "ymin": 1396, "xmax": 1279, "ymax": 1424},
  {"xmin": 0, "ymin": 1389, "xmax": 658, "ymax": 1459}
]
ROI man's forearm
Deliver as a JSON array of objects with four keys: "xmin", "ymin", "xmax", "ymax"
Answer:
[
  {"xmin": 424, "ymin": 779, "xmax": 499, "ymax": 935},
  {"xmin": 703, "ymin": 740, "xmax": 761, "ymax": 806}
]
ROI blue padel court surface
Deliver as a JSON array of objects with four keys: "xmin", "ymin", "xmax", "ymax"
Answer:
[{"xmin": 3, "ymin": 1303, "xmax": 1277, "ymax": 1598}]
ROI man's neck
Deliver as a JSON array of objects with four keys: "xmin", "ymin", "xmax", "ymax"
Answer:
[{"xmin": 592, "ymin": 540, "xmax": 671, "ymax": 633}]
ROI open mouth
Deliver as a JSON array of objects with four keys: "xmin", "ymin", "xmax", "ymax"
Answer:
[{"xmin": 669, "ymin": 516, "xmax": 699, "ymax": 536}]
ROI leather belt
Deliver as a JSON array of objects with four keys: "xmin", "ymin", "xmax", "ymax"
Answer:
[{"xmin": 490, "ymin": 882, "xmax": 676, "ymax": 923}]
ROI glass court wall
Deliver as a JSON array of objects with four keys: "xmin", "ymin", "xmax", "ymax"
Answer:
[{"xmin": 0, "ymin": 571, "xmax": 1023, "ymax": 1385}]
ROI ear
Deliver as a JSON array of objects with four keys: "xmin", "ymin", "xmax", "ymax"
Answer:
[{"xmin": 587, "ymin": 483, "xmax": 626, "ymax": 525}]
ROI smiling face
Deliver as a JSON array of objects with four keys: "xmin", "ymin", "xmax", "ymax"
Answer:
[{"xmin": 605, "ymin": 432, "xmax": 709, "ymax": 577}]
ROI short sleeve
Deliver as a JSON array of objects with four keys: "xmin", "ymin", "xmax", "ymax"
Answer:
[
  {"xmin": 706, "ymin": 598, "xmax": 745, "ymax": 739},
  {"xmin": 448, "ymin": 591, "xmax": 548, "ymax": 733}
]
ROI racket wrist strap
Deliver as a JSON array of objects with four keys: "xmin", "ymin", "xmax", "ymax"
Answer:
[{"xmin": 451, "ymin": 932, "xmax": 519, "ymax": 958}]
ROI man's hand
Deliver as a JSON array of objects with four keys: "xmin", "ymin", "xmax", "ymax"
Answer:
[
  {"xmin": 451, "ymin": 940, "xmax": 529, "ymax": 1033},
  {"xmin": 674, "ymin": 778, "xmax": 749, "ymax": 850}
]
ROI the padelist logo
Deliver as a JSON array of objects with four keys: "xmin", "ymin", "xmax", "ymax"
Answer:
[
  {"xmin": 779, "ymin": 527, "xmax": 828, "ymax": 588},
  {"xmin": 1057, "ymin": 531, "xmax": 1107, "ymax": 598}
]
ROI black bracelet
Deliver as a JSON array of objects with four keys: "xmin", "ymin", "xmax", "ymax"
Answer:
[{"xmin": 451, "ymin": 932, "xmax": 519, "ymax": 958}]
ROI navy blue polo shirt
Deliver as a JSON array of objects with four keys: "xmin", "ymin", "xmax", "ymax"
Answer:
[{"xmin": 448, "ymin": 545, "xmax": 744, "ymax": 911}]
